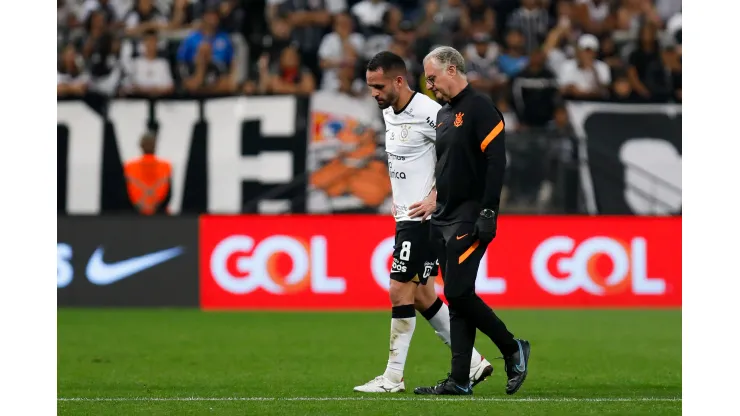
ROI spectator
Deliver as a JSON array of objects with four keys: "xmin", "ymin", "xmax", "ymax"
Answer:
[
  {"xmin": 268, "ymin": 46, "xmax": 317, "ymax": 95},
  {"xmin": 262, "ymin": 15, "xmax": 296, "ymax": 65},
  {"xmin": 417, "ymin": 0, "xmax": 467, "ymax": 49},
  {"xmin": 498, "ymin": 29, "xmax": 530, "ymax": 79},
  {"xmin": 557, "ymin": 33, "xmax": 610, "ymax": 99},
  {"xmin": 464, "ymin": 32, "xmax": 506, "ymax": 97},
  {"xmin": 58, "ymin": 0, "xmax": 80, "ymax": 48},
  {"xmin": 510, "ymin": 49, "xmax": 558, "ymax": 128},
  {"xmin": 81, "ymin": 10, "xmax": 123, "ymax": 96},
  {"xmin": 462, "ymin": 0, "xmax": 495, "ymax": 37},
  {"xmin": 627, "ymin": 22, "xmax": 662, "ymax": 99},
  {"xmin": 212, "ymin": 0, "xmax": 245, "ymax": 33},
  {"xmin": 317, "ymin": 13, "xmax": 364, "ymax": 92},
  {"xmin": 507, "ymin": 0, "xmax": 551, "ymax": 54},
  {"xmin": 541, "ymin": 8, "xmax": 576, "ymax": 76},
  {"xmin": 181, "ymin": 41, "xmax": 235, "ymax": 94},
  {"xmin": 610, "ymin": 71, "xmax": 644, "ymax": 102},
  {"xmin": 362, "ymin": 9, "xmax": 404, "ymax": 62},
  {"xmin": 573, "ymin": 0, "xmax": 612, "ymax": 35},
  {"xmin": 177, "ymin": 6, "xmax": 235, "ymax": 90},
  {"xmin": 280, "ymin": 0, "xmax": 332, "ymax": 76},
  {"xmin": 243, "ymin": 54, "xmax": 272, "ymax": 96},
  {"xmin": 615, "ymin": 0, "xmax": 661, "ymax": 34},
  {"xmin": 124, "ymin": 0, "xmax": 168, "ymax": 36},
  {"xmin": 336, "ymin": 65, "xmax": 367, "ymax": 97},
  {"xmin": 120, "ymin": 31, "xmax": 174, "ymax": 97},
  {"xmin": 58, "ymin": 0, "xmax": 80, "ymax": 29},
  {"xmin": 655, "ymin": 0, "xmax": 681, "ymax": 23},
  {"xmin": 351, "ymin": 0, "xmax": 392, "ymax": 36},
  {"xmin": 643, "ymin": 45, "xmax": 681, "ymax": 102},
  {"xmin": 169, "ymin": 0, "xmax": 198, "ymax": 30},
  {"xmin": 387, "ymin": 39, "xmax": 422, "ymax": 86},
  {"xmin": 58, "ymin": 44, "xmax": 89, "ymax": 97},
  {"xmin": 598, "ymin": 35, "xmax": 625, "ymax": 77},
  {"xmin": 79, "ymin": 0, "xmax": 124, "ymax": 27}
]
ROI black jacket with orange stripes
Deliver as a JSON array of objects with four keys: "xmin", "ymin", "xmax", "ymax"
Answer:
[{"xmin": 432, "ymin": 84, "xmax": 506, "ymax": 225}]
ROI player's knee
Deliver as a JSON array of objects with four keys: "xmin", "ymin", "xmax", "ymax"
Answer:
[
  {"xmin": 413, "ymin": 283, "xmax": 437, "ymax": 311},
  {"xmin": 389, "ymin": 279, "xmax": 415, "ymax": 306}
]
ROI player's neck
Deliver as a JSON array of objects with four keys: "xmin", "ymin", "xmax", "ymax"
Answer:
[
  {"xmin": 392, "ymin": 88, "xmax": 414, "ymax": 114},
  {"xmin": 447, "ymin": 80, "xmax": 469, "ymax": 102}
]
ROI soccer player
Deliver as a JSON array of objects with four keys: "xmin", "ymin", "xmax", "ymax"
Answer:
[
  {"xmin": 353, "ymin": 51, "xmax": 493, "ymax": 393},
  {"xmin": 414, "ymin": 46, "xmax": 531, "ymax": 396}
]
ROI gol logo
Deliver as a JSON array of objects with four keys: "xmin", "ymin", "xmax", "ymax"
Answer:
[
  {"xmin": 210, "ymin": 235, "xmax": 346, "ymax": 295},
  {"xmin": 531, "ymin": 236, "xmax": 666, "ymax": 296}
]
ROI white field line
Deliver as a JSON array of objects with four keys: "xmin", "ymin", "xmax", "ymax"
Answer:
[{"xmin": 58, "ymin": 397, "xmax": 681, "ymax": 403}]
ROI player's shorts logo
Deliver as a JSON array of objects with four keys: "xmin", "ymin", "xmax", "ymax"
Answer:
[
  {"xmin": 209, "ymin": 235, "xmax": 346, "ymax": 295},
  {"xmin": 531, "ymin": 236, "xmax": 666, "ymax": 296}
]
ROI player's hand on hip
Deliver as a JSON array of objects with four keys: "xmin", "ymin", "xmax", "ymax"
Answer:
[
  {"xmin": 408, "ymin": 190, "xmax": 437, "ymax": 222},
  {"xmin": 472, "ymin": 209, "xmax": 497, "ymax": 245}
]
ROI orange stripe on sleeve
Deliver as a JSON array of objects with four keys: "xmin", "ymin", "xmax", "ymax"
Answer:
[
  {"xmin": 458, "ymin": 240, "xmax": 480, "ymax": 264},
  {"xmin": 480, "ymin": 120, "xmax": 504, "ymax": 152}
]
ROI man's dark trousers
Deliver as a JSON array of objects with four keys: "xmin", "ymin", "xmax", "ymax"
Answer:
[{"xmin": 432, "ymin": 221, "xmax": 518, "ymax": 385}]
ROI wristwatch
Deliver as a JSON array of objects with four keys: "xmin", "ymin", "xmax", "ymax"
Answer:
[{"xmin": 480, "ymin": 209, "xmax": 496, "ymax": 219}]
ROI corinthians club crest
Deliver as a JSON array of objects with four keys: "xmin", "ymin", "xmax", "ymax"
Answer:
[{"xmin": 400, "ymin": 124, "xmax": 411, "ymax": 142}]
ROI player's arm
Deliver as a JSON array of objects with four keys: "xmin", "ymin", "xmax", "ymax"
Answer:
[{"xmin": 472, "ymin": 96, "xmax": 506, "ymax": 214}]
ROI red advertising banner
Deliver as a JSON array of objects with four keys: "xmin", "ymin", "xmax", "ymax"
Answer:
[{"xmin": 199, "ymin": 215, "xmax": 681, "ymax": 310}]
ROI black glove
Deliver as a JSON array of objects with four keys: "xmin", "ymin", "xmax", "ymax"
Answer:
[{"xmin": 472, "ymin": 209, "xmax": 497, "ymax": 245}]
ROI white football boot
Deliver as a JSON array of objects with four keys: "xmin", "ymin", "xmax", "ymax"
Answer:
[
  {"xmin": 353, "ymin": 375, "xmax": 406, "ymax": 393},
  {"xmin": 470, "ymin": 357, "xmax": 494, "ymax": 387}
]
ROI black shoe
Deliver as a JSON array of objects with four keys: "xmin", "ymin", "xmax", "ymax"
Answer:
[
  {"xmin": 504, "ymin": 339, "xmax": 530, "ymax": 395},
  {"xmin": 414, "ymin": 374, "xmax": 473, "ymax": 395}
]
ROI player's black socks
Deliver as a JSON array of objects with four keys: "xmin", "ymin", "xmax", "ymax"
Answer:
[
  {"xmin": 391, "ymin": 304, "xmax": 416, "ymax": 319},
  {"xmin": 420, "ymin": 297, "xmax": 444, "ymax": 320}
]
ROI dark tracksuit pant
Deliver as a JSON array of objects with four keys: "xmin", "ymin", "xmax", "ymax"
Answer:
[{"xmin": 432, "ymin": 221, "xmax": 518, "ymax": 385}]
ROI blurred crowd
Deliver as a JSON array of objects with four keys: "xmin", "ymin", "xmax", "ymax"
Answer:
[
  {"xmin": 58, "ymin": 1, "xmax": 683, "ymax": 124},
  {"xmin": 58, "ymin": 0, "xmax": 682, "ymax": 213}
]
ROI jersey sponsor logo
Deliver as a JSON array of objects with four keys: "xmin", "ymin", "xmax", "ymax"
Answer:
[
  {"xmin": 388, "ymin": 153, "xmax": 406, "ymax": 161},
  {"xmin": 454, "ymin": 112, "xmax": 464, "ymax": 127},
  {"xmin": 425, "ymin": 117, "xmax": 436, "ymax": 129},
  {"xmin": 209, "ymin": 235, "xmax": 346, "ymax": 295},
  {"xmin": 531, "ymin": 236, "xmax": 666, "ymax": 296},
  {"xmin": 391, "ymin": 258, "xmax": 408, "ymax": 273},
  {"xmin": 389, "ymin": 170, "xmax": 407, "ymax": 179}
]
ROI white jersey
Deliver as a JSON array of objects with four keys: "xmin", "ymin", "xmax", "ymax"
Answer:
[{"xmin": 383, "ymin": 92, "xmax": 441, "ymax": 222}]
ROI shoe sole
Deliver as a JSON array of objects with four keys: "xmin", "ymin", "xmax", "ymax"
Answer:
[
  {"xmin": 471, "ymin": 365, "xmax": 494, "ymax": 388},
  {"xmin": 353, "ymin": 387, "xmax": 405, "ymax": 393},
  {"xmin": 506, "ymin": 341, "xmax": 531, "ymax": 395}
]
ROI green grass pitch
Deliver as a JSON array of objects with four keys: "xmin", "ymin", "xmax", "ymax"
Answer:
[{"xmin": 58, "ymin": 309, "xmax": 681, "ymax": 415}]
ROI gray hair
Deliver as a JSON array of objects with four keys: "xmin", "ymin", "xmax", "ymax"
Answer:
[{"xmin": 423, "ymin": 46, "xmax": 466, "ymax": 74}]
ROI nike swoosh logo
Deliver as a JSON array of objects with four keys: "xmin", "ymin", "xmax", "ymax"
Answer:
[
  {"xmin": 456, "ymin": 384, "xmax": 471, "ymax": 393},
  {"xmin": 436, "ymin": 123, "xmax": 443, "ymax": 129},
  {"xmin": 456, "ymin": 234, "xmax": 468, "ymax": 240},
  {"xmin": 86, "ymin": 246, "xmax": 185, "ymax": 285}
]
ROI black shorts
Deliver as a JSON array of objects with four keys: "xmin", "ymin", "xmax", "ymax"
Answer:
[{"xmin": 390, "ymin": 220, "xmax": 439, "ymax": 285}]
